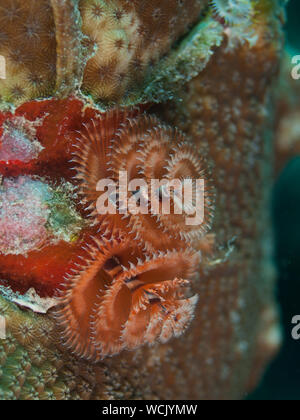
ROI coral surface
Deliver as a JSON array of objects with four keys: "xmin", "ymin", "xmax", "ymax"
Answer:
[
  {"xmin": 0, "ymin": 0, "xmax": 290, "ymax": 400},
  {"xmin": 0, "ymin": 0, "xmax": 56, "ymax": 106},
  {"xmin": 80, "ymin": 0, "xmax": 209, "ymax": 103}
]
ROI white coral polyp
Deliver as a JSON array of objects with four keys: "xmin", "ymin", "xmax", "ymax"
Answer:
[{"xmin": 0, "ymin": 176, "xmax": 51, "ymax": 255}]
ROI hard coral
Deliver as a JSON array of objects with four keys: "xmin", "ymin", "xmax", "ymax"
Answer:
[
  {"xmin": 0, "ymin": 0, "xmax": 56, "ymax": 106},
  {"xmin": 0, "ymin": 295, "xmax": 104, "ymax": 400},
  {"xmin": 0, "ymin": 0, "xmax": 289, "ymax": 402},
  {"xmin": 0, "ymin": 0, "xmax": 209, "ymax": 107},
  {"xmin": 158, "ymin": 9, "xmax": 283, "ymax": 398},
  {"xmin": 80, "ymin": 0, "xmax": 209, "ymax": 103}
]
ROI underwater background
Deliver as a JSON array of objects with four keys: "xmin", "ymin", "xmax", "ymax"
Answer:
[{"xmin": 249, "ymin": 0, "xmax": 300, "ymax": 400}]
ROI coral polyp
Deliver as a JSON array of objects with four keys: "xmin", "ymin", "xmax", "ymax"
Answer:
[
  {"xmin": 56, "ymin": 231, "xmax": 199, "ymax": 359},
  {"xmin": 0, "ymin": 0, "xmax": 56, "ymax": 105},
  {"xmin": 80, "ymin": 0, "xmax": 209, "ymax": 103}
]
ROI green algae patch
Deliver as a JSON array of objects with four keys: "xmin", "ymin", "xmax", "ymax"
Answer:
[{"xmin": 45, "ymin": 183, "xmax": 85, "ymax": 244}]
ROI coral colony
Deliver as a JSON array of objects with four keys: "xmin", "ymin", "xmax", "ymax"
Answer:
[{"xmin": 0, "ymin": 0, "xmax": 296, "ymax": 400}]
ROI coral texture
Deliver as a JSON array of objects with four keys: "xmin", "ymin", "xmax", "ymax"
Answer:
[
  {"xmin": 0, "ymin": 0, "xmax": 209, "ymax": 107},
  {"xmin": 0, "ymin": 0, "xmax": 289, "ymax": 400},
  {"xmin": 80, "ymin": 0, "xmax": 209, "ymax": 103},
  {"xmin": 0, "ymin": 0, "xmax": 56, "ymax": 106}
]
